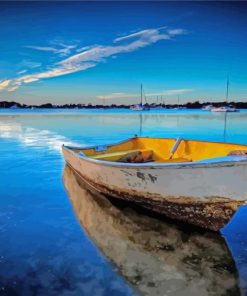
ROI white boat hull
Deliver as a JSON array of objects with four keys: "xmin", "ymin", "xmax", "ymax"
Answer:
[{"xmin": 63, "ymin": 146, "xmax": 247, "ymax": 231}]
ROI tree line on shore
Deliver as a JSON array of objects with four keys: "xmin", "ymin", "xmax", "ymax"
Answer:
[{"xmin": 0, "ymin": 100, "xmax": 247, "ymax": 109}]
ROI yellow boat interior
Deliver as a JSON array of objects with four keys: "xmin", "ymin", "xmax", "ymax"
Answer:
[{"xmin": 70, "ymin": 137, "xmax": 247, "ymax": 163}]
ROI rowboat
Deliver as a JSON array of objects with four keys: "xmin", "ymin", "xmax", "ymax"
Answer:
[
  {"xmin": 62, "ymin": 136, "xmax": 247, "ymax": 231},
  {"xmin": 63, "ymin": 165, "xmax": 239, "ymax": 295}
]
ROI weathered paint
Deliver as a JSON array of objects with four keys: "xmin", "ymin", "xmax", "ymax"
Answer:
[{"xmin": 62, "ymin": 137, "xmax": 247, "ymax": 231}]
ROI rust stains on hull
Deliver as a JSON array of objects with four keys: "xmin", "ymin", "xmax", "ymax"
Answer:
[{"xmin": 69, "ymin": 165, "xmax": 244, "ymax": 232}]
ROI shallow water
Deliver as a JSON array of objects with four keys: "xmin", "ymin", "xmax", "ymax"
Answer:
[{"xmin": 0, "ymin": 108, "xmax": 247, "ymax": 295}]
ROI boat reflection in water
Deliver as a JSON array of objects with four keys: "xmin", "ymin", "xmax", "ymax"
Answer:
[{"xmin": 63, "ymin": 165, "xmax": 240, "ymax": 296}]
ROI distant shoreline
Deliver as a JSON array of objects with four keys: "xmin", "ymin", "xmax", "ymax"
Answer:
[{"xmin": 1, "ymin": 100, "xmax": 247, "ymax": 109}]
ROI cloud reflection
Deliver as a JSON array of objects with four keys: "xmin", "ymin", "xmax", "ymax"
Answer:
[{"xmin": 0, "ymin": 121, "xmax": 79, "ymax": 153}]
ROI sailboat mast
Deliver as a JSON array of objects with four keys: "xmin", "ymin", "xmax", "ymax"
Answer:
[
  {"xmin": 141, "ymin": 84, "xmax": 143, "ymax": 106},
  {"xmin": 223, "ymin": 74, "xmax": 229, "ymax": 142},
  {"xmin": 226, "ymin": 74, "xmax": 229, "ymax": 103}
]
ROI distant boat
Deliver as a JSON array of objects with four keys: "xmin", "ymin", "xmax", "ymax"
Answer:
[
  {"xmin": 62, "ymin": 136, "xmax": 247, "ymax": 231},
  {"xmin": 172, "ymin": 95, "xmax": 186, "ymax": 110},
  {"xmin": 211, "ymin": 76, "xmax": 239, "ymax": 112},
  {"xmin": 211, "ymin": 106, "xmax": 239, "ymax": 112},
  {"xmin": 130, "ymin": 84, "xmax": 150, "ymax": 111},
  {"xmin": 173, "ymin": 106, "xmax": 187, "ymax": 110},
  {"xmin": 149, "ymin": 104, "xmax": 160, "ymax": 110},
  {"xmin": 10, "ymin": 104, "xmax": 18, "ymax": 109},
  {"xmin": 130, "ymin": 104, "xmax": 149, "ymax": 111},
  {"xmin": 202, "ymin": 104, "xmax": 214, "ymax": 111}
]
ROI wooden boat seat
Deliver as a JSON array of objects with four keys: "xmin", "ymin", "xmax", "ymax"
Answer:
[{"xmin": 91, "ymin": 149, "xmax": 154, "ymax": 163}]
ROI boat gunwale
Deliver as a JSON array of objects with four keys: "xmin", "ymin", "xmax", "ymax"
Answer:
[
  {"xmin": 62, "ymin": 137, "xmax": 247, "ymax": 169},
  {"xmin": 64, "ymin": 136, "xmax": 136, "ymax": 151},
  {"xmin": 64, "ymin": 136, "xmax": 247, "ymax": 150}
]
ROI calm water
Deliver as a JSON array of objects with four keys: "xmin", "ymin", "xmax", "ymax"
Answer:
[{"xmin": 1, "ymin": 109, "xmax": 247, "ymax": 295}]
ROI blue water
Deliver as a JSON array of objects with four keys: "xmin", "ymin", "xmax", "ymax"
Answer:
[{"xmin": 0, "ymin": 108, "xmax": 247, "ymax": 295}]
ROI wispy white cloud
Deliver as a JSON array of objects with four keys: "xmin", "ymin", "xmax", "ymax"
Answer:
[
  {"xmin": 75, "ymin": 46, "xmax": 92, "ymax": 53},
  {"xmin": 97, "ymin": 89, "xmax": 193, "ymax": 100},
  {"xmin": 12, "ymin": 62, "xmax": 96, "ymax": 86},
  {"xmin": 26, "ymin": 45, "xmax": 58, "ymax": 52},
  {"xmin": 25, "ymin": 41, "xmax": 77, "ymax": 57},
  {"xmin": 167, "ymin": 28, "xmax": 186, "ymax": 36},
  {"xmin": 61, "ymin": 27, "xmax": 186, "ymax": 68},
  {"xmin": 147, "ymin": 89, "xmax": 193, "ymax": 96},
  {"xmin": 0, "ymin": 27, "xmax": 186, "ymax": 92},
  {"xmin": 17, "ymin": 69, "xmax": 27, "ymax": 75},
  {"xmin": 7, "ymin": 85, "xmax": 19, "ymax": 92},
  {"xmin": 114, "ymin": 27, "xmax": 186, "ymax": 43},
  {"xmin": 97, "ymin": 92, "xmax": 138, "ymax": 100},
  {"xmin": 0, "ymin": 80, "xmax": 11, "ymax": 91},
  {"xmin": 19, "ymin": 60, "xmax": 42, "ymax": 69}
]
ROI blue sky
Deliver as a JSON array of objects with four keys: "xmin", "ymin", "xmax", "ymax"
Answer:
[{"xmin": 0, "ymin": 1, "xmax": 247, "ymax": 105}]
